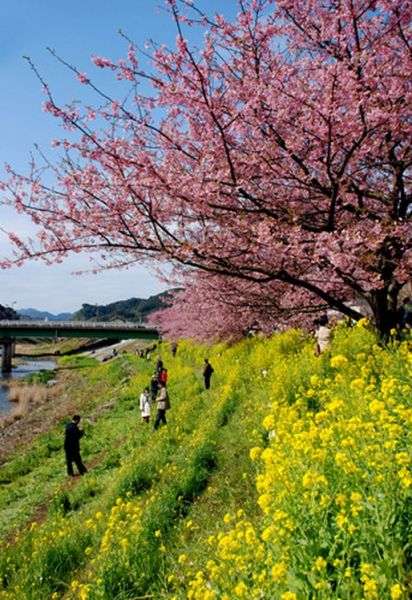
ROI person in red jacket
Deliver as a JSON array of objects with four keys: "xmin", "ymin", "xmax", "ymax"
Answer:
[{"xmin": 160, "ymin": 368, "xmax": 168, "ymax": 384}]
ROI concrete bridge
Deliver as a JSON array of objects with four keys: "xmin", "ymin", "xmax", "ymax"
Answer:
[{"xmin": 0, "ymin": 320, "xmax": 159, "ymax": 373}]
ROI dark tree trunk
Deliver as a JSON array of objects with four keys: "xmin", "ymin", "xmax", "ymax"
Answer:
[{"xmin": 368, "ymin": 288, "xmax": 399, "ymax": 338}]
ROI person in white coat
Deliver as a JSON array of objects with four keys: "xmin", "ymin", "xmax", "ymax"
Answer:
[
  {"xmin": 314, "ymin": 316, "xmax": 332, "ymax": 354},
  {"xmin": 140, "ymin": 387, "xmax": 151, "ymax": 424}
]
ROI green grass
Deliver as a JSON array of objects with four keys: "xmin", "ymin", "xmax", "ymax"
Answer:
[{"xmin": 0, "ymin": 328, "xmax": 411, "ymax": 599}]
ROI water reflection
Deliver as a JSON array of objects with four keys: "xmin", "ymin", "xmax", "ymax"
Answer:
[{"xmin": 0, "ymin": 360, "xmax": 56, "ymax": 415}]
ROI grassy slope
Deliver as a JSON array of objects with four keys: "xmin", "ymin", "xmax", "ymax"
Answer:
[{"xmin": 0, "ymin": 325, "xmax": 411, "ymax": 599}]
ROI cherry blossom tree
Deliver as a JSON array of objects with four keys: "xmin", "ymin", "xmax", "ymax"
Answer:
[
  {"xmin": 1, "ymin": 0, "xmax": 411, "ymax": 338},
  {"xmin": 150, "ymin": 270, "xmax": 327, "ymax": 341}
]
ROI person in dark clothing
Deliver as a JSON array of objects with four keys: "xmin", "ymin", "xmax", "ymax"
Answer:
[
  {"xmin": 64, "ymin": 415, "xmax": 87, "ymax": 476},
  {"xmin": 203, "ymin": 358, "xmax": 214, "ymax": 390},
  {"xmin": 155, "ymin": 356, "xmax": 163, "ymax": 375},
  {"xmin": 153, "ymin": 382, "xmax": 170, "ymax": 431},
  {"xmin": 150, "ymin": 373, "xmax": 159, "ymax": 402},
  {"xmin": 397, "ymin": 297, "xmax": 412, "ymax": 330},
  {"xmin": 171, "ymin": 342, "xmax": 178, "ymax": 357}
]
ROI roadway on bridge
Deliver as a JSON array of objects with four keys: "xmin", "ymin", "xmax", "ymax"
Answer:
[{"xmin": 0, "ymin": 320, "xmax": 159, "ymax": 341}]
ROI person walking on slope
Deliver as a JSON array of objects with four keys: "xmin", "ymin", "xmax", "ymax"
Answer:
[
  {"xmin": 203, "ymin": 358, "xmax": 214, "ymax": 390},
  {"xmin": 139, "ymin": 387, "xmax": 151, "ymax": 424},
  {"xmin": 153, "ymin": 381, "xmax": 171, "ymax": 431},
  {"xmin": 64, "ymin": 415, "xmax": 87, "ymax": 476}
]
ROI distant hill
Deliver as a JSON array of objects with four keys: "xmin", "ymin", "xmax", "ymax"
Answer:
[
  {"xmin": 71, "ymin": 291, "xmax": 174, "ymax": 323},
  {"xmin": 17, "ymin": 308, "xmax": 73, "ymax": 321},
  {"xmin": 0, "ymin": 304, "xmax": 20, "ymax": 320},
  {"xmin": 12, "ymin": 291, "xmax": 174, "ymax": 324}
]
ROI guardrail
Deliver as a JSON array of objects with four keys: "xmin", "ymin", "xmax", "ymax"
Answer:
[{"xmin": 0, "ymin": 320, "xmax": 153, "ymax": 331}]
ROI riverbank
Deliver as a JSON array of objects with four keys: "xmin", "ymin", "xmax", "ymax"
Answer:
[
  {"xmin": 0, "ymin": 376, "xmax": 68, "ymax": 464},
  {"xmin": 0, "ymin": 339, "xmax": 143, "ymax": 461},
  {"xmin": 0, "ymin": 339, "xmax": 87, "ymax": 457}
]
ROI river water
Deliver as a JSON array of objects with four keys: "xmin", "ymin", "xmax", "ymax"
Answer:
[{"xmin": 0, "ymin": 359, "xmax": 56, "ymax": 415}]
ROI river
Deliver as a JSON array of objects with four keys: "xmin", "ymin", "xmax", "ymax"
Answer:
[{"xmin": 0, "ymin": 359, "xmax": 56, "ymax": 415}]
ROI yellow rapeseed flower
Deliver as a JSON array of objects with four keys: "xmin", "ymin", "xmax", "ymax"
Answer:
[
  {"xmin": 281, "ymin": 592, "xmax": 297, "ymax": 600},
  {"xmin": 395, "ymin": 452, "xmax": 410, "ymax": 466},
  {"xmin": 314, "ymin": 556, "xmax": 327, "ymax": 571},
  {"xmin": 362, "ymin": 577, "xmax": 378, "ymax": 598},
  {"xmin": 351, "ymin": 378, "xmax": 366, "ymax": 392},
  {"xmin": 390, "ymin": 583, "xmax": 403, "ymax": 600},
  {"xmin": 234, "ymin": 581, "xmax": 248, "ymax": 597},
  {"xmin": 263, "ymin": 414, "xmax": 276, "ymax": 431},
  {"xmin": 249, "ymin": 447, "xmax": 262, "ymax": 461},
  {"xmin": 330, "ymin": 355, "xmax": 348, "ymax": 368},
  {"xmin": 271, "ymin": 562, "xmax": 287, "ymax": 583}
]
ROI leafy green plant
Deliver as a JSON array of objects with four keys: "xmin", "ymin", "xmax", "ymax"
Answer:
[{"xmin": 25, "ymin": 369, "xmax": 55, "ymax": 385}]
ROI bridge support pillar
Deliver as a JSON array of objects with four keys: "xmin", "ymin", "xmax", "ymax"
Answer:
[{"xmin": 1, "ymin": 338, "xmax": 14, "ymax": 373}]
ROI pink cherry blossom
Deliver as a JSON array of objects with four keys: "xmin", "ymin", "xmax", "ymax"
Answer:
[{"xmin": 1, "ymin": 0, "xmax": 411, "ymax": 339}]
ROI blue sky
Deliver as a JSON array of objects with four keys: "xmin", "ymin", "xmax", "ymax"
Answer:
[{"xmin": 0, "ymin": 0, "xmax": 236, "ymax": 313}]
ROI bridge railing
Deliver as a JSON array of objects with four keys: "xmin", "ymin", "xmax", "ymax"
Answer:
[{"xmin": 0, "ymin": 320, "xmax": 155, "ymax": 331}]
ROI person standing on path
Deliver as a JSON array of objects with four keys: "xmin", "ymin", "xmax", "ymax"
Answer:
[
  {"xmin": 155, "ymin": 355, "xmax": 163, "ymax": 376},
  {"xmin": 64, "ymin": 415, "xmax": 87, "ymax": 476},
  {"xmin": 203, "ymin": 358, "xmax": 214, "ymax": 390},
  {"xmin": 150, "ymin": 373, "xmax": 159, "ymax": 403},
  {"xmin": 139, "ymin": 387, "xmax": 151, "ymax": 424},
  {"xmin": 153, "ymin": 381, "xmax": 170, "ymax": 431}
]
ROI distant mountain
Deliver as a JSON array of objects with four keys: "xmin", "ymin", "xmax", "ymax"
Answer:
[
  {"xmin": 13, "ymin": 291, "xmax": 174, "ymax": 324},
  {"xmin": 17, "ymin": 308, "xmax": 73, "ymax": 321},
  {"xmin": 0, "ymin": 304, "xmax": 20, "ymax": 320},
  {"xmin": 71, "ymin": 291, "xmax": 174, "ymax": 323}
]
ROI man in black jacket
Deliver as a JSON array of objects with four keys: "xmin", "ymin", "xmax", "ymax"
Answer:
[{"xmin": 64, "ymin": 415, "xmax": 87, "ymax": 476}]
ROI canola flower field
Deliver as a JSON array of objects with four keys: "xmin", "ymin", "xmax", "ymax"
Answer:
[{"xmin": 0, "ymin": 321, "xmax": 411, "ymax": 599}]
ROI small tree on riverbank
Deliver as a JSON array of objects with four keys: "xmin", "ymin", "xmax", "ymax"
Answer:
[{"xmin": 1, "ymin": 0, "xmax": 411, "ymax": 338}]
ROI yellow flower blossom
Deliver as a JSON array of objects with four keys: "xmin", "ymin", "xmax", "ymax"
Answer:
[
  {"xmin": 262, "ymin": 414, "xmax": 276, "ymax": 431},
  {"xmin": 234, "ymin": 581, "xmax": 248, "ymax": 597},
  {"xmin": 314, "ymin": 556, "xmax": 327, "ymax": 571},
  {"xmin": 271, "ymin": 562, "xmax": 287, "ymax": 583},
  {"xmin": 351, "ymin": 378, "xmax": 366, "ymax": 392},
  {"xmin": 249, "ymin": 447, "xmax": 262, "ymax": 461},
  {"xmin": 281, "ymin": 593, "xmax": 297, "ymax": 600},
  {"xmin": 330, "ymin": 355, "xmax": 348, "ymax": 368},
  {"xmin": 390, "ymin": 583, "xmax": 403, "ymax": 600}
]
